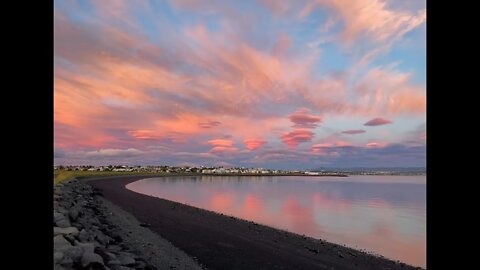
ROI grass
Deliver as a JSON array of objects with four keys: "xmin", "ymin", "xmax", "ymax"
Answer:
[{"xmin": 53, "ymin": 169, "xmax": 169, "ymax": 185}]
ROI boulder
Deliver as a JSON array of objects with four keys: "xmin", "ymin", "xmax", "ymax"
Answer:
[
  {"xmin": 95, "ymin": 231, "xmax": 110, "ymax": 245},
  {"xmin": 76, "ymin": 242, "xmax": 95, "ymax": 254},
  {"xmin": 107, "ymin": 260, "xmax": 122, "ymax": 266},
  {"xmin": 78, "ymin": 229, "xmax": 91, "ymax": 242},
  {"xmin": 54, "ymin": 226, "xmax": 79, "ymax": 237},
  {"xmin": 63, "ymin": 246, "xmax": 84, "ymax": 261},
  {"xmin": 117, "ymin": 252, "xmax": 136, "ymax": 266},
  {"xmin": 54, "ymin": 213, "xmax": 72, "ymax": 228},
  {"xmin": 81, "ymin": 252, "xmax": 104, "ymax": 268},
  {"xmin": 68, "ymin": 207, "xmax": 80, "ymax": 221},
  {"xmin": 54, "ymin": 235, "xmax": 72, "ymax": 252},
  {"xmin": 54, "ymin": 251, "xmax": 64, "ymax": 261},
  {"xmin": 53, "ymin": 212, "xmax": 65, "ymax": 223}
]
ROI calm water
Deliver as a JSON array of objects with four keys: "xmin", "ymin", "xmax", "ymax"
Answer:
[{"xmin": 126, "ymin": 175, "xmax": 426, "ymax": 267}]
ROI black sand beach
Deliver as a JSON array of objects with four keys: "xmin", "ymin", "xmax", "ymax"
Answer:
[{"xmin": 85, "ymin": 175, "xmax": 423, "ymax": 270}]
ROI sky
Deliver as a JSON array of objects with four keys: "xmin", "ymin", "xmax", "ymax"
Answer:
[{"xmin": 54, "ymin": 0, "xmax": 426, "ymax": 169}]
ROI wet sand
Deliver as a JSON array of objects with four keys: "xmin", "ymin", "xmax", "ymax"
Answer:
[{"xmin": 87, "ymin": 175, "xmax": 423, "ymax": 270}]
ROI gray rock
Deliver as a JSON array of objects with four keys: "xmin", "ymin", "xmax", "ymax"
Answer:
[
  {"xmin": 53, "ymin": 212, "xmax": 65, "ymax": 223},
  {"xmin": 63, "ymin": 246, "xmax": 84, "ymax": 261},
  {"xmin": 56, "ymin": 218, "xmax": 71, "ymax": 228},
  {"xmin": 68, "ymin": 208, "xmax": 80, "ymax": 221},
  {"xmin": 105, "ymin": 251, "xmax": 117, "ymax": 260},
  {"xmin": 58, "ymin": 255, "xmax": 73, "ymax": 267},
  {"xmin": 53, "ymin": 263, "xmax": 67, "ymax": 270},
  {"xmin": 111, "ymin": 266, "xmax": 134, "ymax": 270},
  {"xmin": 57, "ymin": 207, "xmax": 69, "ymax": 215},
  {"xmin": 107, "ymin": 260, "xmax": 122, "ymax": 266},
  {"xmin": 95, "ymin": 231, "xmax": 110, "ymax": 245},
  {"xmin": 117, "ymin": 252, "xmax": 136, "ymax": 266},
  {"xmin": 81, "ymin": 252, "xmax": 104, "ymax": 267},
  {"xmin": 107, "ymin": 245, "xmax": 122, "ymax": 251},
  {"xmin": 54, "ymin": 235, "xmax": 72, "ymax": 252},
  {"xmin": 134, "ymin": 260, "xmax": 146, "ymax": 268},
  {"xmin": 54, "ymin": 226, "xmax": 79, "ymax": 236},
  {"xmin": 63, "ymin": 234, "xmax": 77, "ymax": 244},
  {"xmin": 54, "ymin": 251, "xmax": 64, "ymax": 261},
  {"xmin": 78, "ymin": 229, "xmax": 91, "ymax": 242},
  {"xmin": 75, "ymin": 242, "xmax": 95, "ymax": 254}
]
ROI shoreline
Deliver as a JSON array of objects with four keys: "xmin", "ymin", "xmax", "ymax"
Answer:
[
  {"xmin": 86, "ymin": 174, "xmax": 423, "ymax": 270},
  {"xmin": 54, "ymin": 178, "xmax": 204, "ymax": 270}
]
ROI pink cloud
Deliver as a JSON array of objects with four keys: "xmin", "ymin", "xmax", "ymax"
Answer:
[
  {"xmin": 209, "ymin": 146, "xmax": 239, "ymax": 154},
  {"xmin": 366, "ymin": 142, "xmax": 387, "ymax": 148},
  {"xmin": 342, "ymin": 129, "xmax": 366, "ymax": 134},
  {"xmin": 205, "ymin": 139, "xmax": 239, "ymax": 156},
  {"xmin": 311, "ymin": 143, "xmax": 333, "ymax": 155},
  {"xmin": 289, "ymin": 108, "xmax": 322, "ymax": 128},
  {"xmin": 244, "ymin": 139, "xmax": 267, "ymax": 151},
  {"xmin": 127, "ymin": 130, "xmax": 159, "ymax": 140},
  {"xmin": 355, "ymin": 67, "xmax": 426, "ymax": 115},
  {"xmin": 364, "ymin": 117, "xmax": 392, "ymax": 126},
  {"xmin": 207, "ymin": 139, "xmax": 235, "ymax": 147},
  {"xmin": 315, "ymin": 0, "xmax": 426, "ymax": 44},
  {"xmin": 198, "ymin": 121, "xmax": 221, "ymax": 128},
  {"xmin": 335, "ymin": 141, "xmax": 354, "ymax": 147},
  {"xmin": 281, "ymin": 129, "xmax": 315, "ymax": 148}
]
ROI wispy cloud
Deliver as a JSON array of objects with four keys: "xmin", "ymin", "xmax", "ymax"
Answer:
[{"xmin": 54, "ymin": 0, "xmax": 426, "ymax": 168}]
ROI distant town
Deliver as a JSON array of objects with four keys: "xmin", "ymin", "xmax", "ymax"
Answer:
[{"xmin": 54, "ymin": 165, "xmax": 425, "ymax": 176}]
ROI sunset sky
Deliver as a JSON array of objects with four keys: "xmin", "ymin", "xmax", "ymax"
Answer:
[{"xmin": 54, "ymin": 0, "xmax": 426, "ymax": 169}]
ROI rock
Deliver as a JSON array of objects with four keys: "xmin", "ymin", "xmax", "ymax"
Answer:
[
  {"xmin": 134, "ymin": 260, "xmax": 147, "ymax": 268},
  {"xmin": 54, "ymin": 263, "xmax": 67, "ymax": 270},
  {"xmin": 139, "ymin": 223, "xmax": 151, "ymax": 228},
  {"xmin": 78, "ymin": 229, "xmax": 91, "ymax": 242},
  {"xmin": 68, "ymin": 208, "xmax": 80, "ymax": 221},
  {"xmin": 105, "ymin": 251, "xmax": 117, "ymax": 260},
  {"xmin": 54, "ymin": 226, "xmax": 79, "ymax": 236},
  {"xmin": 63, "ymin": 246, "xmax": 84, "ymax": 261},
  {"xmin": 107, "ymin": 260, "xmax": 122, "ymax": 266},
  {"xmin": 58, "ymin": 255, "xmax": 73, "ymax": 267},
  {"xmin": 94, "ymin": 230, "xmax": 110, "ymax": 245},
  {"xmin": 109, "ymin": 266, "xmax": 132, "ymax": 270},
  {"xmin": 63, "ymin": 234, "xmax": 77, "ymax": 244},
  {"xmin": 110, "ymin": 232, "xmax": 123, "ymax": 243},
  {"xmin": 81, "ymin": 252, "xmax": 104, "ymax": 268},
  {"xmin": 57, "ymin": 207, "xmax": 68, "ymax": 214},
  {"xmin": 54, "ymin": 235, "xmax": 72, "ymax": 252},
  {"xmin": 117, "ymin": 252, "xmax": 136, "ymax": 266},
  {"xmin": 54, "ymin": 212, "xmax": 65, "ymax": 223},
  {"xmin": 76, "ymin": 242, "xmax": 95, "ymax": 254},
  {"xmin": 56, "ymin": 218, "xmax": 71, "ymax": 228},
  {"xmin": 54, "ymin": 251, "xmax": 64, "ymax": 261},
  {"xmin": 107, "ymin": 245, "xmax": 122, "ymax": 252}
]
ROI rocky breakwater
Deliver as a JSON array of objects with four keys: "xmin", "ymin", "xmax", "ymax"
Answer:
[{"xmin": 53, "ymin": 179, "xmax": 157, "ymax": 270}]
